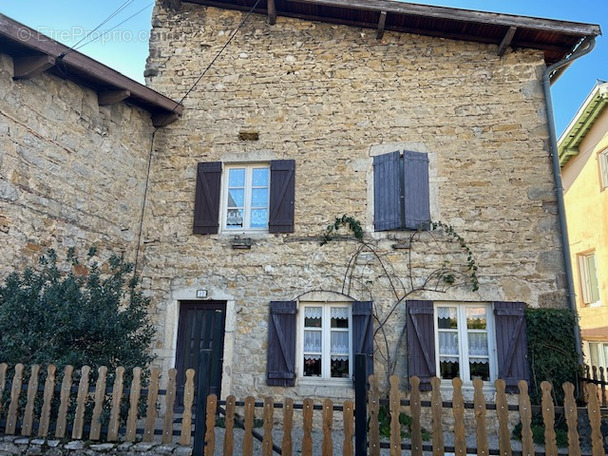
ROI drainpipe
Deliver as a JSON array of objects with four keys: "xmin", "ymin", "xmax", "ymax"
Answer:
[{"xmin": 542, "ymin": 36, "xmax": 596, "ymax": 363}]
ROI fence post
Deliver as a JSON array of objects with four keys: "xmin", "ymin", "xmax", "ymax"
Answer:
[
  {"xmin": 193, "ymin": 349, "xmax": 212, "ymax": 456},
  {"xmin": 354, "ymin": 353, "xmax": 368, "ymax": 456}
]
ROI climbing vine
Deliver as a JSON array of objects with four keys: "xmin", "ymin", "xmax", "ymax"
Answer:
[{"xmin": 321, "ymin": 214, "xmax": 364, "ymax": 245}]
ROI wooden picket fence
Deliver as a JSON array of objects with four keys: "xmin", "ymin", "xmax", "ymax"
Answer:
[
  {"xmin": 582, "ymin": 364, "xmax": 608, "ymax": 407},
  {"xmin": 1, "ymin": 362, "xmax": 607, "ymax": 456}
]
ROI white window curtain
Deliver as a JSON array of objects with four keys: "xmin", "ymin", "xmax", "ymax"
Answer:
[
  {"xmin": 439, "ymin": 332, "xmax": 459, "ymax": 363},
  {"xmin": 468, "ymin": 333, "xmax": 489, "ymax": 358},
  {"xmin": 303, "ymin": 331, "xmax": 321, "ymax": 353},
  {"xmin": 330, "ymin": 332, "xmax": 349, "ymax": 360},
  {"xmin": 331, "ymin": 307, "xmax": 349, "ymax": 320},
  {"xmin": 305, "ymin": 307, "xmax": 323, "ymax": 319}
]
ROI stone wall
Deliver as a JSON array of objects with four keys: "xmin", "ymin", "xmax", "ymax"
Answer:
[
  {"xmin": 0, "ymin": 437, "xmax": 192, "ymax": 456},
  {"xmin": 0, "ymin": 52, "xmax": 155, "ymax": 274},
  {"xmin": 142, "ymin": 3, "xmax": 566, "ymax": 400}
]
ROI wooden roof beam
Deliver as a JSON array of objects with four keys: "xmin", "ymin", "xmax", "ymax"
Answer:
[
  {"xmin": 268, "ymin": 0, "xmax": 277, "ymax": 25},
  {"xmin": 98, "ymin": 90, "xmax": 131, "ymax": 106},
  {"xmin": 377, "ymin": 11, "xmax": 387, "ymax": 40},
  {"xmin": 13, "ymin": 55, "xmax": 55, "ymax": 80},
  {"xmin": 497, "ymin": 26, "xmax": 517, "ymax": 56},
  {"xmin": 152, "ymin": 111, "xmax": 180, "ymax": 128}
]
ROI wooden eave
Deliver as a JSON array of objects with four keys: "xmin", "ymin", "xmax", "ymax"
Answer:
[
  {"xmin": 0, "ymin": 13, "xmax": 183, "ymax": 127},
  {"xmin": 183, "ymin": 0, "xmax": 601, "ymax": 67},
  {"xmin": 558, "ymin": 81, "xmax": 608, "ymax": 167}
]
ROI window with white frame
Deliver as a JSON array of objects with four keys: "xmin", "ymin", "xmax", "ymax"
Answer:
[
  {"xmin": 578, "ymin": 252, "xmax": 600, "ymax": 306},
  {"xmin": 589, "ymin": 342, "xmax": 608, "ymax": 370},
  {"xmin": 435, "ymin": 303, "xmax": 496, "ymax": 383},
  {"xmin": 222, "ymin": 164, "xmax": 270, "ymax": 231},
  {"xmin": 600, "ymin": 150, "xmax": 608, "ymax": 191},
  {"xmin": 300, "ymin": 304, "xmax": 351, "ymax": 379}
]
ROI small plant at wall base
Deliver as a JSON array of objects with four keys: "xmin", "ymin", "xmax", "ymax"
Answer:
[{"xmin": 0, "ymin": 247, "xmax": 155, "ymax": 373}]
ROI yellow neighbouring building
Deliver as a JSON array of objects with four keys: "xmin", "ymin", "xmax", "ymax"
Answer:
[{"xmin": 560, "ymin": 80, "xmax": 608, "ymax": 372}]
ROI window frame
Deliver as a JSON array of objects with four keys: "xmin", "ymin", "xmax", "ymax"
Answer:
[
  {"xmin": 297, "ymin": 302, "xmax": 353, "ymax": 383},
  {"xmin": 220, "ymin": 163, "xmax": 270, "ymax": 233},
  {"xmin": 588, "ymin": 342, "xmax": 608, "ymax": 370},
  {"xmin": 599, "ymin": 149, "xmax": 608, "ymax": 191},
  {"xmin": 578, "ymin": 251, "xmax": 601, "ymax": 307},
  {"xmin": 433, "ymin": 302, "xmax": 497, "ymax": 386}
]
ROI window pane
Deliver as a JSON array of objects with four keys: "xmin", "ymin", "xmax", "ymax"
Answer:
[
  {"xmin": 437, "ymin": 307, "xmax": 457, "ymax": 329},
  {"xmin": 590, "ymin": 343, "xmax": 599, "ymax": 367},
  {"xmin": 304, "ymin": 356, "xmax": 321, "ymax": 377},
  {"xmin": 468, "ymin": 333, "xmax": 489, "ymax": 356},
  {"xmin": 469, "ymin": 360, "xmax": 490, "ymax": 381},
  {"xmin": 228, "ymin": 168, "xmax": 245, "ymax": 187},
  {"xmin": 252, "ymin": 168, "xmax": 269, "ymax": 186},
  {"xmin": 304, "ymin": 307, "xmax": 322, "ymax": 327},
  {"xmin": 466, "ymin": 307, "xmax": 487, "ymax": 329},
  {"xmin": 303, "ymin": 330, "xmax": 322, "ymax": 353},
  {"xmin": 587, "ymin": 255, "xmax": 600, "ymax": 302},
  {"xmin": 439, "ymin": 332, "xmax": 459, "ymax": 356},
  {"xmin": 440, "ymin": 360, "xmax": 459, "ymax": 379},
  {"xmin": 331, "ymin": 357, "xmax": 349, "ymax": 378},
  {"xmin": 331, "ymin": 331, "xmax": 349, "ymax": 356},
  {"xmin": 250, "ymin": 209, "xmax": 268, "ymax": 229},
  {"xmin": 251, "ymin": 188, "xmax": 269, "ymax": 208},
  {"xmin": 226, "ymin": 209, "xmax": 243, "ymax": 227},
  {"xmin": 228, "ymin": 188, "xmax": 244, "ymax": 207},
  {"xmin": 331, "ymin": 307, "xmax": 349, "ymax": 328}
]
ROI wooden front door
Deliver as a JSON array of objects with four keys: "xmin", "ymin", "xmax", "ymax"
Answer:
[{"xmin": 175, "ymin": 301, "xmax": 226, "ymax": 404}]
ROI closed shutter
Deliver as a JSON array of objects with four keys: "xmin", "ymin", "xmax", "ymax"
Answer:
[
  {"xmin": 406, "ymin": 300, "xmax": 436, "ymax": 391},
  {"xmin": 373, "ymin": 151, "xmax": 402, "ymax": 231},
  {"xmin": 267, "ymin": 301, "xmax": 297, "ymax": 386},
  {"xmin": 193, "ymin": 162, "xmax": 222, "ymax": 234},
  {"xmin": 494, "ymin": 301, "xmax": 530, "ymax": 392},
  {"xmin": 403, "ymin": 151, "xmax": 430, "ymax": 230},
  {"xmin": 352, "ymin": 301, "xmax": 374, "ymax": 378},
  {"xmin": 269, "ymin": 160, "xmax": 295, "ymax": 233}
]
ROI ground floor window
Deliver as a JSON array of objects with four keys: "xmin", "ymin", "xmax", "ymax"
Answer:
[
  {"xmin": 588, "ymin": 341, "xmax": 608, "ymax": 370},
  {"xmin": 300, "ymin": 303, "xmax": 352, "ymax": 379},
  {"xmin": 435, "ymin": 303, "xmax": 496, "ymax": 383}
]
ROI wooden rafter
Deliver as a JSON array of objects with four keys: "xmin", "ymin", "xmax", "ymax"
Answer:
[
  {"xmin": 12, "ymin": 55, "xmax": 55, "ymax": 80},
  {"xmin": 267, "ymin": 0, "xmax": 277, "ymax": 25},
  {"xmin": 377, "ymin": 11, "xmax": 387, "ymax": 40},
  {"xmin": 152, "ymin": 112, "xmax": 180, "ymax": 128},
  {"xmin": 497, "ymin": 26, "xmax": 517, "ymax": 56},
  {"xmin": 98, "ymin": 90, "xmax": 131, "ymax": 106}
]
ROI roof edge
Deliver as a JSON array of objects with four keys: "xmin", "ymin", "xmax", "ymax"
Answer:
[
  {"xmin": 0, "ymin": 13, "xmax": 183, "ymax": 126},
  {"xmin": 558, "ymin": 81, "xmax": 608, "ymax": 167}
]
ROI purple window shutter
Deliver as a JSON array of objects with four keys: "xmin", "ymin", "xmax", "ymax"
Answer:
[
  {"xmin": 406, "ymin": 300, "xmax": 436, "ymax": 391},
  {"xmin": 267, "ymin": 301, "xmax": 297, "ymax": 387},
  {"xmin": 403, "ymin": 151, "xmax": 430, "ymax": 230},
  {"xmin": 374, "ymin": 151, "xmax": 402, "ymax": 231},
  {"xmin": 494, "ymin": 301, "xmax": 530, "ymax": 392},
  {"xmin": 193, "ymin": 162, "xmax": 222, "ymax": 234},
  {"xmin": 353, "ymin": 301, "xmax": 374, "ymax": 377},
  {"xmin": 269, "ymin": 160, "xmax": 295, "ymax": 233}
]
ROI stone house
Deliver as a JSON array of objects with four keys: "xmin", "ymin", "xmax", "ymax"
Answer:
[
  {"xmin": 0, "ymin": 0, "xmax": 602, "ymax": 404},
  {"xmin": 559, "ymin": 80, "xmax": 608, "ymax": 372}
]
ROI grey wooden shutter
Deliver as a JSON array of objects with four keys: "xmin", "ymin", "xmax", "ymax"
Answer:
[
  {"xmin": 403, "ymin": 151, "xmax": 430, "ymax": 230},
  {"xmin": 269, "ymin": 160, "xmax": 295, "ymax": 233},
  {"xmin": 494, "ymin": 301, "xmax": 530, "ymax": 392},
  {"xmin": 373, "ymin": 151, "xmax": 402, "ymax": 231},
  {"xmin": 352, "ymin": 301, "xmax": 374, "ymax": 378},
  {"xmin": 406, "ymin": 300, "xmax": 436, "ymax": 391},
  {"xmin": 193, "ymin": 162, "xmax": 222, "ymax": 234},
  {"xmin": 267, "ymin": 301, "xmax": 297, "ymax": 386}
]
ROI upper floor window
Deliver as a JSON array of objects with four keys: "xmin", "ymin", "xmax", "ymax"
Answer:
[
  {"xmin": 600, "ymin": 150, "xmax": 608, "ymax": 191},
  {"xmin": 223, "ymin": 165, "xmax": 270, "ymax": 231},
  {"xmin": 435, "ymin": 303, "xmax": 496, "ymax": 383},
  {"xmin": 588, "ymin": 342, "xmax": 608, "ymax": 370},
  {"xmin": 373, "ymin": 150, "xmax": 430, "ymax": 232},
  {"xmin": 193, "ymin": 160, "xmax": 295, "ymax": 235},
  {"xmin": 578, "ymin": 251, "xmax": 600, "ymax": 306}
]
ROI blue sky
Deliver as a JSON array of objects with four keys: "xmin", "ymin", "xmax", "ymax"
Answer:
[{"xmin": 1, "ymin": 1, "xmax": 606, "ymax": 133}]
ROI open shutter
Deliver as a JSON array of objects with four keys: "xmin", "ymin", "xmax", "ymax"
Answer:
[
  {"xmin": 406, "ymin": 300, "xmax": 436, "ymax": 391},
  {"xmin": 403, "ymin": 151, "xmax": 430, "ymax": 230},
  {"xmin": 494, "ymin": 301, "xmax": 530, "ymax": 392},
  {"xmin": 267, "ymin": 301, "xmax": 297, "ymax": 386},
  {"xmin": 352, "ymin": 301, "xmax": 374, "ymax": 378},
  {"xmin": 374, "ymin": 151, "xmax": 402, "ymax": 231},
  {"xmin": 269, "ymin": 160, "xmax": 295, "ymax": 233},
  {"xmin": 193, "ymin": 162, "xmax": 222, "ymax": 234}
]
